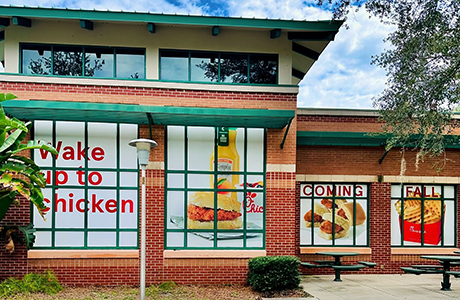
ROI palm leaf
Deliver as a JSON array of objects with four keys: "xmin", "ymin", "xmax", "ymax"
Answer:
[
  {"xmin": 0, "ymin": 127, "xmax": 25, "ymax": 153},
  {"xmin": 17, "ymin": 224, "xmax": 37, "ymax": 250},
  {"xmin": 0, "ymin": 160, "xmax": 47, "ymax": 187},
  {"xmin": 0, "ymin": 93, "xmax": 18, "ymax": 102},
  {"xmin": 18, "ymin": 140, "xmax": 58, "ymax": 155}
]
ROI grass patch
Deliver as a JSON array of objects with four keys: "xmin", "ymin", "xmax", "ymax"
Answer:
[{"xmin": 0, "ymin": 270, "xmax": 62, "ymax": 298}]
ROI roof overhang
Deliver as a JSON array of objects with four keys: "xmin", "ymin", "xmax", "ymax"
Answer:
[
  {"xmin": 297, "ymin": 131, "xmax": 388, "ymax": 147},
  {"xmin": 297, "ymin": 131, "xmax": 460, "ymax": 148},
  {"xmin": 2, "ymin": 100, "xmax": 295, "ymax": 129},
  {"xmin": 0, "ymin": 6, "xmax": 342, "ymax": 31}
]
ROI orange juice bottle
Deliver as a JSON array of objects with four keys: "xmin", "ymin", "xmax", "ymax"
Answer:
[{"xmin": 210, "ymin": 127, "xmax": 240, "ymax": 200}]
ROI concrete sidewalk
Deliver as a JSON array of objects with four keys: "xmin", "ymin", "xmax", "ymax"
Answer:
[{"xmin": 299, "ymin": 274, "xmax": 460, "ymax": 300}]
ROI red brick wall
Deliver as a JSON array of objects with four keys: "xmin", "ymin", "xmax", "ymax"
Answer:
[
  {"xmin": 266, "ymin": 172, "xmax": 296, "ymax": 256},
  {"xmin": 369, "ymin": 182, "xmax": 392, "ymax": 273}
]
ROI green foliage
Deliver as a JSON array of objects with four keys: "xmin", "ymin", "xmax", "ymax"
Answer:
[
  {"xmin": 158, "ymin": 280, "xmax": 177, "ymax": 291},
  {"xmin": 0, "ymin": 270, "xmax": 62, "ymax": 298},
  {"xmin": 0, "ymin": 93, "xmax": 58, "ymax": 221},
  {"xmin": 247, "ymin": 256, "xmax": 301, "ymax": 292},
  {"xmin": 319, "ymin": 0, "xmax": 460, "ymax": 171},
  {"xmin": 146, "ymin": 281, "xmax": 178, "ymax": 297}
]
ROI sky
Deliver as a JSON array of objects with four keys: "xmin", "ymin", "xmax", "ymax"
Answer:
[{"xmin": 1, "ymin": 0, "xmax": 395, "ymax": 109}]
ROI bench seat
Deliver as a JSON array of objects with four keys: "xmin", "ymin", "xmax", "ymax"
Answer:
[
  {"xmin": 301, "ymin": 262, "xmax": 328, "ymax": 268},
  {"xmin": 410, "ymin": 265, "xmax": 443, "ymax": 270},
  {"xmin": 401, "ymin": 267, "xmax": 427, "ymax": 275},
  {"xmin": 445, "ymin": 271, "xmax": 460, "ymax": 278},
  {"xmin": 313, "ymin": 260, "xmax": 335, "ymax": 265},
  {"xmin": 358, "ymin": 261, "xmax": 377, "ymax": 268},
  {"xmin": 332, "ymin": 264, "xmax": 366, "ymax": 271}
]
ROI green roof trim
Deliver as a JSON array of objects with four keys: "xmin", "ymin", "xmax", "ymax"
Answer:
[
  {"xmin": 2, "ymin": 100, "xmax": 294, "ymax": 129},
  {"xmin": 0, "ymin": 6, "xmax": 343, "ymax": 31},
  {"xmin": 297, "ymin": 131, "xmax": 388, "ymax": 147},
  {"xmin": 297, "ymin": 131, "xmax": 460, "ymax": 148}
]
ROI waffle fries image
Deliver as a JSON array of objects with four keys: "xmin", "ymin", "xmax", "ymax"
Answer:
[
  {"xmin": 394, "ymin": 199, "xmax": 445, "ymax": 224},
  {"xmin": 395, "ymin": 197, "xmax": 446, "ymax": 245}
]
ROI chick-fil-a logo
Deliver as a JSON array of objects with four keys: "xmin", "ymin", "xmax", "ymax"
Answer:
[{"xmin": 242, "ymin": 182, "xmax": 264, "ymax": 213}]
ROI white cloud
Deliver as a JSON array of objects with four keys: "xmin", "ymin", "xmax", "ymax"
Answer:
[
  {"xmin": 3, "ymin": 1, "xmax": 395, "ymax": 108},
  {"xmin": 299, "ymin": 10, "xmax": 395, "ymax": 108}
]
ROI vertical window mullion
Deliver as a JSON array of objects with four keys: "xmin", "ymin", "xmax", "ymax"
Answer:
[
  {"xmin": 184, "ymin": 126, "xmax": 189, "ymax": 248},
  {"xmin": 242, "ymin": 127, "xmax": 248, "ymax": 247},
  {"xmin": 84, "ymin": 122, "xmax": 89, "ymax": 248},
  {"xmin": 247, "ymin": 54, "xmax": 251, "ymax": 84},
  {"xmin": 51, "ymin": 121, "xmax": 57, "ymax": 247},
  {"xmin": 213, "ymin": 127, "xmax": 218, "ymax": 248},
  {"xmin": 116, "ymin": 123, "xmax": 120, "ymax": 248},
  {"xmin": 188, "ymin": 52, "xmax": 191, "ymax": 81},
  {"xmin": 113, "ymin": 48, "xmax": 117, "ymax": 78},
  {"xmin": 82, "ymin": 47, "xmax": 86, "ymax": 77},
  {"xmin": 51, "ymin": 45, "xmax": 54, "ymax": 75}
]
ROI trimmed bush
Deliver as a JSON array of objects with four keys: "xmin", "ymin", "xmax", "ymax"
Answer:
[{"xmin": 247, "ymin": 256, "xmax": 301, "ymax": 292}]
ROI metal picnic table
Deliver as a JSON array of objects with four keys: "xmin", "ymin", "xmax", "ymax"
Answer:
[{"xmin": 420, "ymin": 255, "xmax": 460, "ymax": 291}]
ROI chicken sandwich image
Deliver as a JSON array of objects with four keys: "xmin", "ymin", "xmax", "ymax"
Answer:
[
  {"xmin": 187, "ymin": 192, "xmax": 242, "ymax": 229},
  {"xmin": 304, "ymin": 203, "xmax": 329, "ymax": 227}
]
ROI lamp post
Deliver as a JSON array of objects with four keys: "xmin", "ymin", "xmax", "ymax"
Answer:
[{"xmin": 128, "ymin": 138, "xmax": 158, "ymax": 300}]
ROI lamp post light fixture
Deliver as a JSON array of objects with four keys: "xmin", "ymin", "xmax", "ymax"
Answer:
[{"xmin": 128, "ymin": 138, "xmax": 158, "ymax": 300}]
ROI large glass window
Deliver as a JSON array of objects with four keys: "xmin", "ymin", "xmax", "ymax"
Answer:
[
  {"xmin": 32, "ymin": 121, "xmax": 139, "ymax": 249},
  {"xmin": 160, "ymin": 50, "xmax": 278, "ymax": 84},
  {"xmin": 300, "ymin": 183, "xmax": 369, "ymax": 247},
  {"xmin": 21, "ymin": 44, "xmax": 145, "ymax": 79},
  {"xmin": 165, "ymin": 126, "xmax": 265, "ymax": 249},
  {"xmin": 391, "ymin": 184, "xmax": 456, "ymax": 247}
]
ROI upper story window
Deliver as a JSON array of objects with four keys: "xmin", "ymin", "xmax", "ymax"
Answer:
[
  {"xmin": 21, "ymin": 44, "xmax": 145, "ymax": 79},
  {"xmin": 160, "ymin": 50, "xmax": 278, "ymax": 84}
]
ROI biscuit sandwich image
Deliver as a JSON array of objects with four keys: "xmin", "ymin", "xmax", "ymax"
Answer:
[{"xmin": 318, "ymin": 213, "xmax": 350, "ymax": 240}]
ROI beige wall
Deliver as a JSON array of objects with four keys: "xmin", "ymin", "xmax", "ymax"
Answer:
[{"xmin": 4, "ymin": 19, "xmax": 294, "ymax": 84}]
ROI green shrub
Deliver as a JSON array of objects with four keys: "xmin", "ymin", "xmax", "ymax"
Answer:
[
  {"xmin": 0, "ymin": 270, "xmax": 62, "ymax": 298},
  {"xmin": 247, "ymin": 256, "xmax": 301, "ymax": 292}
]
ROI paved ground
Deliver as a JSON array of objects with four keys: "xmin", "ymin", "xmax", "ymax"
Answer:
[{"xmin": 297, "ymin": 274, "xmax": 460, "ymax": 300}]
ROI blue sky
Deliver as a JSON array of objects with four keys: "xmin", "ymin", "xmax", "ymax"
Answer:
[{"xmin": 2, "ymin": 0, "xmax": 395, "ymax": 108}]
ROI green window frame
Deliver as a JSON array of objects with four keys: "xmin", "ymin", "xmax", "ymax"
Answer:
[
  {"xmin": 300, "ymin": 183, "xmax": 370, "ymax": 247},
  {"xmin": 159, "ymin": 49, "xmax": 278, "ymax": 85},
  {"xmin": 20, "ymin": 43, "xmax": 146, "ymax": 79},
  {"xmin": 164, "ymin": 126, "xmax": 266, "ymax": 250},
  {"xmin": 391, "ymin": 184, "xmax": 457, "ymax": 247},
  {"xmin": 31, "ymin": 121, "xmax": 139, "ymax": 249}
]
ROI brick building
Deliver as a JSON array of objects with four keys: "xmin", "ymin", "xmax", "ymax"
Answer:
[{"xmin": 0, "ymin": 5, "xmax": 458, "ymax": 285}]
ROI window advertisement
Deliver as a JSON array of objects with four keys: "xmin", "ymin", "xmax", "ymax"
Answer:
[
  {"xmin": 300, "ymin": 183, "xmax": 369, "ymax": 246},
  {"xmin": 33, "ymin": 121, "xmax": 139, "ymax": 249},
  {"xmin": 165, "ymin": 126, "xmax": 265, "ymax": 249},
  {"xmin": 391, "ymin": 184, "xmax": 456, "ymax": 247}
]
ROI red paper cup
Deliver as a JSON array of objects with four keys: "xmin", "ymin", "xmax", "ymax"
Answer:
[{"xmin": 399, "ymin": 217, "xmax": 442, "ymax": 245}]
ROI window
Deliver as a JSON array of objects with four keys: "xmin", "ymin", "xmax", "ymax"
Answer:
[
  {"xmin": 160, "ymin": 50, "xmax": 278, "ymax": 84},
  {"xmin": 32, "ymin": 121, "xmax": 139, "ymax": 249},
  {"xmin": 21, "ymin": 44, "xmax": 145, "ymax": 79},
  {"xmin": 165, "ymin": 126, "xmax": 265, "ymax": 249},
  {"xmin": 300, "ymin": 183, "xmax": 369, "ymax": 247},
  {"xmin": 391, "ymin": 184, "xmax": 456, "ymax": 247}
]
